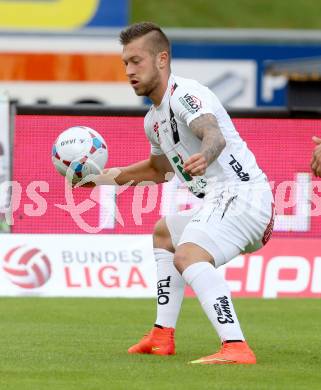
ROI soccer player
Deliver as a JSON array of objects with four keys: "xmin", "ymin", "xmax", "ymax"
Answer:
[
  {"xmin": 77, "ymin": 22, "xmax": 274, "ymax": 365},
  {"xmin": 311, "ymin": 136, "xmax": 321, "ymax": 177}
]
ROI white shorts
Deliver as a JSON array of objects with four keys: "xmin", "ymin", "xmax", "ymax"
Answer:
[{"xmin": 166, "ymin": 181, "xmax": 274, "ymax": 268}]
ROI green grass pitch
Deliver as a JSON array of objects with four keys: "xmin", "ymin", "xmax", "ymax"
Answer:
[
  {"xmin": 132, "ymin": 0, "xmax": 321, "ymax": 29},
  {"xmin": 0, "ymin": 298, "xmax": 321, "ymax": 389}
]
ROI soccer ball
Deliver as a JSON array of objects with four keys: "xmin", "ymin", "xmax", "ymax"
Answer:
[{"xmin": 52, "ymin": 126, "xmax": 108, "ymax": 183}]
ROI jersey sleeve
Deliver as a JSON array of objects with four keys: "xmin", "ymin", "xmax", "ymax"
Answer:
[
  {"xmin": 144, "ymin": 115, "xmax": 164, "ymax": 156},
  {"xmin": 149, "ymin": 137, "xmax": 164, "ymax": 156},
  {"xmin": 170, "ymin": 85, "xmax": 216, "ymax": 126}
]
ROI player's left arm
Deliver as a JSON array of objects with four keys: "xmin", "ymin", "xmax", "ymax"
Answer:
[{"xmin": 183, "ymin": 113, "xmax": 226, "ymax": 176}]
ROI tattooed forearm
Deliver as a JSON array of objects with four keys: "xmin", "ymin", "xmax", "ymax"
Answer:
[{"xmin": 189, "ymin": 114, "xmax": 226, "ymax": 165}]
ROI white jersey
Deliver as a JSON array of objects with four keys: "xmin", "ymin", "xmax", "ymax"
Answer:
[{"xmin": 144, "ymin": 74, "xmax": 266, "ymax": 198}]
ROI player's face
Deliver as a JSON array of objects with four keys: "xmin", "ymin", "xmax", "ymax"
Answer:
[{"xmin": 122, "ymin": 36, "xmax": 161, "ymax": 97}]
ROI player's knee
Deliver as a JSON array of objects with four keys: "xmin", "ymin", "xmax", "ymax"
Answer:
[
  {"xmin": 153, "ymin": 218, "xmax": 174, "ymax": 252},
  {"xmin": 173, "ymin": 250, "xmax": 188, "ymax": 274},
  {"xmin": 153, "ymin": 218, "xmax": 168, "ymax": 241}
]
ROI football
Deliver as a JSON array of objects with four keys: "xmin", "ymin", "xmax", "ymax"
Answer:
[{"xmin": 52, "ymin": 126, "xmax": 108, "ymax": 183}]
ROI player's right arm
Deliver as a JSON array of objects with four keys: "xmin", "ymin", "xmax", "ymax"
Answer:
[
  {"xmin": 311, "ymin": 136, "xmax": 321, "ymax": 177},
  {"xmin": 76, "ymin": 111, "xmax": 174, "ymax": 187},
  {"xmin": 78, "ymin": 153, "xmax": 174, "ymax": 187}
]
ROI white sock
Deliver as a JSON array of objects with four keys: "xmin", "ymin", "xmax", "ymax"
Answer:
[
  {"xmin": 182, "ymin": 262, "xmax": 245, "ymax": 342},
  {"xmin": 154, "ymin": 248, "xmax": 185, "ymax": 328}
]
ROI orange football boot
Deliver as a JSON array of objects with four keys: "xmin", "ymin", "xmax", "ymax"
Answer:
[
  {"xmin": 189, "ymin": 341, "xmax": 256, "ymax": 365},
  {"xmin": 128, "ymin": 326, "xmax": 175, "ymax": 355}
]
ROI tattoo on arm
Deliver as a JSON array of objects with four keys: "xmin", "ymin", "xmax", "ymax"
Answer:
[{"xmin": 189, "ymin": 113, "xmax": 226, "ymax": 164}]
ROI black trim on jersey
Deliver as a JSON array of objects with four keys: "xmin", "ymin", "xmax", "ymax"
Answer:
[
  {"xmin": 169, "ymin": 106, "xmax": 180, "ymax": 144},
  {"xmin": 172, "ymin": 83, "xmax": 178, "ymax": 93},
  {"xmin": 169, "ymin": 83, "xmax": 180, "ymax": 144}
]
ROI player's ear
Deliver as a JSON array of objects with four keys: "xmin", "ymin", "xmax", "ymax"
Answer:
[{"xmin": 158, "ymin": 51, "xmax": 169, "ymax": 69}]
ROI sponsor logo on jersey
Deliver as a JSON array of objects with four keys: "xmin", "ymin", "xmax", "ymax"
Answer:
[
  {"xmin": 179, "ymin": 93, "xmax": 202, "ymax": 114},
  {"xmin": 171, "ymin": 153, "xmax": 206, "ymax": 198},
  {"xmin": 172, "ymin": 154, "xmax": 207, "ymax": 199},
  {"xmin": 153, "ymin": 122, "xmax": 160, "ymax": 141},
  {"xmin": 172, "ymin": 154, "xmax": 192, "ymax": 182},
  {"xmin": 214, "ymin": 295, "xmax": 235, "ymax": 324},
  {"xmin": 189, "ymin": 177, "xmax": 207, "ymax": 198},
  {"xmin": 229, "ymin": 154, "xmax": 250, "ymax": 182}
]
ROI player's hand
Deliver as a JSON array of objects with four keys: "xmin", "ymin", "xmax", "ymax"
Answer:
[
  {"xmin": 71, "ymin": 167, "xmax": 121, "ymax": 188},
  {"xmin": 76, "ymin": 176, "xmax": 97, "ymax": 187},
  {"xmin": 183, "ymin": 153, "xmax": 208, "ymax": 176},
  {"xmin": 311, "ymin": 136, "xmax": 321, "ymax": 177},
  {"xmin": 70, "ymin": 173, "xmax": 97, "ymax": 188}
]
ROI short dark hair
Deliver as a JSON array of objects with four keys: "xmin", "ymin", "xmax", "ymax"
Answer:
[{"xmin": 120, "ymin": 22, "xmax": 171, "ymax": 57}]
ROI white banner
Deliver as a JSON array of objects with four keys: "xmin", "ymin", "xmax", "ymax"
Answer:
[
  {"xmin": 1, "ymin": 234, "xmax": 320, "ymax": 298},
  {"xmin": 0, "ymin": 234, "xmax": 157, "ymax": 297},
  {"xmin": 172, "ymin": 59, "xmax": 256, "ymax": 108},
  {"xmin": 0, "ymin": 91, "xmax": 10, "ymax": 231}
]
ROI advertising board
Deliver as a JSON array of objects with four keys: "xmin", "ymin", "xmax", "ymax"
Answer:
[{"xmin": 4, "ymin": 110, "xmax": 321, "ymax": 297}]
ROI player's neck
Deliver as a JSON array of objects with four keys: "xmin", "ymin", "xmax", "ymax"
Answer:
[{"xmin": 150, "ymin": 74, "xmax": 170, "ymax": 107}]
